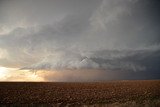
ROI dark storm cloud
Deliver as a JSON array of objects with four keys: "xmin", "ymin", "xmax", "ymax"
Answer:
[{"xmin": 0, "ymin": 0, "xmax": 160, "ymax": 80}]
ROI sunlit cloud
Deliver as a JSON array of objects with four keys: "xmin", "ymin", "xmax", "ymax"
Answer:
[
  {"xmin": 0, "ymin": 67, "xmax": 44, "ymax": 81},
  {"xmin": 0, "ymin": 0, "xmax": 160, "ymax": 81}
]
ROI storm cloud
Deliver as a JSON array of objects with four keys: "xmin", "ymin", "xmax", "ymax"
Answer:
[{"xmin": 0, "ymin": 0, "xmax": 160, "ymax": 80}]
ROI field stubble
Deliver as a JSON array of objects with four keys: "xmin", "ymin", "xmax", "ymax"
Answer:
[{"xmin": 0, "ymin": 80, "xmax": 160, "ymax": 107}]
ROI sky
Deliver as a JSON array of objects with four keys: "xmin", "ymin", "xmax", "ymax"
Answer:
[{"xmin": 0, "ymin": 0, "xmax": 160, "ymax": 81}]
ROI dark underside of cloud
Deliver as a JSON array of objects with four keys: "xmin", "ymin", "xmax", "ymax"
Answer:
[{"xmin": 0, "ymin": 0, "xmax": 160, "ymax": 80}]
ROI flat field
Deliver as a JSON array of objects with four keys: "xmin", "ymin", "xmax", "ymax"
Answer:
[{"xmin": 0, "ymin": 80, "xmax": 160, "ymax": 107}]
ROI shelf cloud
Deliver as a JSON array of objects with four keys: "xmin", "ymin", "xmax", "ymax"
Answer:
[{"xmin": 0, "ymin": 0, "xmax": 160, "ymax": 80}]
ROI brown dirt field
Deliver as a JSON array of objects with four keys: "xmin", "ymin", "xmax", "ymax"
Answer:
[{"xmin": 0, "ymin": 80, "xmax": 160, "ymax": 107}]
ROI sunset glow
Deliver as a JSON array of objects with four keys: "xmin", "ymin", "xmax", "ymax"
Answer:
[
  {"xmin": 0, "ymin": 67, "xmax": 45, "ymax": 81},
  {"xmin": 0, "ymin": 0, "xmax": 160, "ymax": 81},
  {"xmin": 0, "ymin": 67, "xmax": 8, "ymax": 80}
]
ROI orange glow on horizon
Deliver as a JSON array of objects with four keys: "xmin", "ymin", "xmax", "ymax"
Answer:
[
  {"xmin": 0, "ymin": 67, "xmax": 109, "ymax": 82},
  {"xmin": 0, "ymin": 67, "xmax": 45, "ymax": 81}
]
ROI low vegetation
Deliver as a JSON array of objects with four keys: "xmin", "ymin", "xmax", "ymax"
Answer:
[{"xmin": 0, "ymin": 80, "xmax": 160, "ymax": 107}]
